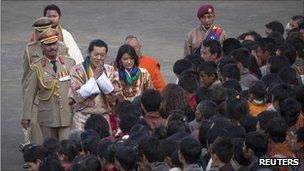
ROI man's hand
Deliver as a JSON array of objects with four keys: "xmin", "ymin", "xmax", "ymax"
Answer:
[
  {"xmin": 93, "ymin": 66, "xmax": 104, "ymax": 80},
  {"xmin": 21, "ymin": 119, "xmax": 31, "ymax": 129}
]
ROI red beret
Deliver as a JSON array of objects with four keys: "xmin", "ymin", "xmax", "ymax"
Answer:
[{"xmin": 197, "ymin": 4, "xmax": 214, "ymax": 18}]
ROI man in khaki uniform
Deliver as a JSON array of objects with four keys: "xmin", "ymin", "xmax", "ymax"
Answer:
[
  {"xmin": 22, "ymin": 28, "xmax": 75, "ymax": 140},
  {"xmin": 183, "ymin": 4, "xmax": 227, "ymax": 57},
  {"xmin": 22, "ymin": 17, "xmax": 69, "ymax": 144}
]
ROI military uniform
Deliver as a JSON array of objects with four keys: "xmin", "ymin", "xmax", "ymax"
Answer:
[
  {"xmin": 22, "ymin": 28, "xmax": 76, "ymax": 140},
  {"xmin": 22, "ymin": 18, "xmax": 69, "ymax": 144},
  {"xmin": 183, "ymin": 4, "xmax": 227, "ymax": 57}
]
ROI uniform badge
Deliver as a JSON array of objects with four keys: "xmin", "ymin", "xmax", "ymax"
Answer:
[
  {"xmin": 208, "ymin": 8, "xmax": 212, "ymax": 13},
  {"xmin": 58, "ymin": 70, "xmax": 70, "ymax": 82}
]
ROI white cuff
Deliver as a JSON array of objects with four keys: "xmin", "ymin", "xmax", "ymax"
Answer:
[
  {"xmin": 96, "ymin": 73, "xmax": 114, "ymax": 94},
  {"xmin": 79, "ymin": 78, "xmax": 100, "ymax": 98}
]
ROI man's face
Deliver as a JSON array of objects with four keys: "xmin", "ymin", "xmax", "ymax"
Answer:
[
  {"xmin": 45, "ymin": 10, "xmax": 60, "ymax": 28},
  {"xmin": 202, "ymin": 46, "xmax": 217, "ymax": 62},
  {"xmin": 257, "ymin": 47, "xmax": 269, "ymax": 64},
  {"xmin": 199, "ymin": 13, "xmax": 215, "ymax": 28},
  {"xmin": 290, "ymin": 19, "xmax": 299, "ymax": 30},
  {"xmin": 89, "ymin": 46, "xmax": 107, "ymax": 68},
  {"xmin": 41, "ymin": 42, "xmax": 58, "ymax": 59},
  {"xmin": 126, "ymin": 38, "xmax": 142, "ymax": 58},
  {"xmin": 265, "ymin": 28, "xmax": 272, "ymax": 37},
  {"xmin": 200, "ymin": 72, "xmax": 214, "ymax": 87}
]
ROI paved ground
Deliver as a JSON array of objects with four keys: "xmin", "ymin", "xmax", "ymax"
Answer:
[{"xmin": 1, "ymin": 1, "xmax": 303, "ymax": 170}]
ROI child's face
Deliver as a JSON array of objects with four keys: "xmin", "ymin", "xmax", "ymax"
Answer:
[{"xmin": 200, "ymin": 73, "xmax": 215, "ymax": 87}]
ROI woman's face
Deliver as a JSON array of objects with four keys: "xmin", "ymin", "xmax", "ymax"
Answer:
[
  {"xmin": 89, "ymin": 46, "xmax": 106, "ymax": 68},
  {"xmin": 120, "ymin": 53, "xmax": 134, "ymax": 70}
]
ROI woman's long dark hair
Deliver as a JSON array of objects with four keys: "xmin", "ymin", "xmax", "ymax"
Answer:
[{"xmin": 115, "ymin": 44, "xmax": 139, "ymax": 69}]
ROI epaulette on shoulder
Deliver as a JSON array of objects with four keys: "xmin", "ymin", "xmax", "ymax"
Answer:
[
  {"xmin": 27, "ymin": 41, "xmax": 39, "ymax": 47},
  {"xmin": 32, "ymin": 57, "xmax": 43, "ymax": 64}
]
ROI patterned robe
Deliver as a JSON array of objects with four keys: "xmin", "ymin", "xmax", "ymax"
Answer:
[
  {"xmin": 69, "ymin": 63, "xmax": 123, "ymax": 130},
  {"xmin": 119, "ymin": 67, "xmax": 152, "ymax": 101}
]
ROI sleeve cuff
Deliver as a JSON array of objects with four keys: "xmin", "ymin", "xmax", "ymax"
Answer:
[
  {"xmin": 79, "ymin": 78, "xmax": 100, "ymax": 98},
  {"xmin": 96, "ymin": 73, "xmax": 114, "ymax": 94}
]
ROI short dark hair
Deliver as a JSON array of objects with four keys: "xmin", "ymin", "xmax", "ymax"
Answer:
[
  {"xmin": 279, "ymin": 98, "xmax": 301, "ymax": 127},
  {"xmin": 167, "ymin": 121, "xmax": 191, "ymax": 136},
  {"xmin": 116, "ymin": 44, "xmax": 139, "ymax": 69},
  {"xmin": 240, "ymin": 116, "xmax": 258, "ymax": 133},
  {"xmin": 288, "ymin": 37, "xmax": 304, "ymax": 60},
  {"xmin": 118, "ymin": 103, "xmax": 142, "ymax": 118},
  {"xmin": 198, "ymin": 121, "xmax": 212, "ymax": 148},
  {"xmin": 138, "ymin": 136, "xmax": 160, "ymax": 162},
  {"xmin": 267, "ymin": 117, "xmax": 288, "ymax": 143},
  {"xmin": 278, "ymin": 66, "xmax": 298, "ymax": 85},
  {"xmin": 245, "ymin": 131, "xmax": 268, "ymax": 157},
  {"xmin": 23, "ymin": 145, "xmax": 47, "ymax": 163},
  {"xmin": 114, "ymin": 144, "xmax": 137, "ymax": 170},
  {"xmin": 195, "ymin": 87, "xmax": 213, "ymax": 104},
  {"xmin": 88, "ymin": 39, "xmax": 108, "ymax": 54},
  {"xmin": 268, "ymin": 32, "xmax": 285, "ymax": 47},
  {"xmin": 96, "ymin": 140, "xmax": 115, "ymax": 164},
  {"xmin": 211, "ymin": 137, "xmax": 233, "ymax": 163},
  {"xmin": 72, "ymin": 154, "xmax": 101, "ymax": 171},
  {"xmin": 119, "ymin": 114, "xmax": 140, "ymax": 134},
  {"xmin": 59, "ymin": 140, "xmax": 78, "ymax": 162},
  {"xmin": 238, "ymin": 30, "xmax": 262, "ymax": 41},
  {"xmin": 257, "ymin": 111, "xmax": 279, "ymax": 132},
  {"xmin": 261, "ymin": 73, "xmax": 282, "ymax": 88},
  {"xmin": 268, "ymin": 56, "xmax": 291, "ymax": 74},
  {"xmin": 159, "ymin": 138, "xmax": 178, "ymax": 159},
  {"xmin": 178, "ymin": 69, "xmax": 200, "ymax": 94},
  {"xmin": 249, "ymin": 81, "xmax": 267, "ymax": 100},
  {"xmin": 141, "ymin": 89, "xmax": 161, "ymax": 112},
  {"xmin": 179, "ymin": 136, "xmax": 202, "ymax": 164},
  {"xmin": 39, "ymin": 155, "xmax": 64, "ymax": 171},
  {"xmin": 222, "ymin": 79, "xmax": 242, "ymax": 93},
  {"xmin": 258, "ymin": 38, "xmax": 277, "ymax": 56},
  {"xmin": 84, "ymin": 114, "xmax": 110, "ymax": 139},
  {"xmin": 225, "ymin": 97, "xmax": 249, "ymax": 122},
  {"xmin": 271, "ymin": 83, "xmax": 296, "ymax": 103},
  {"xmin": 230, "ymin": 48, "xmax": 250, "ymax": 68},
  {"xmin": 227, "ymin": 123, "xmax": 246, "ymax": 139},
  {"xmin": 265, "ymin": 21, "xmax": 284, "ymax": 35},
  {"xmin": 43, "ymin": 4, "xmax": 61, "ymax": 17},
  {"xmin": 185, "ymin": 54, "xmax": 204, "ymax": 70},
  {"xmin": 220, "ymin": 63, "xmax": 241, "ymax": 81},
  {"xmin": 198, "ymin": 61, "xmax": 217, "ymax": 76},
  {"xmin": 80, "ymin": 130, "xmax": 100, "ymax": 155},
  {"xmin": 207, "ymin": 125, "xmax": 229, "ymax": 146},
  {"xmin": 197, "ymin": 100, "xmax": 218, "ymax": 120},
  {"xmin": 173, "ymin": 59, "xmax": 193, "ymax": 75},
  {"xmin": 242, "ymin": 40, "xmax": 259, "ymax": 52},
  {"xmin": 222, "ymin": 38, "xmax": 242, "ymax": 55},
  {"xmin": 42, "ymin": 138, "xmax": 60, "ymax": 155},
  {"xmin": 203, "ymin": 39, "xmax": 222, "ymax": 58},
  {"xmin": 277, "ymin": 42, "xmax": 297, "ymax": 65}
]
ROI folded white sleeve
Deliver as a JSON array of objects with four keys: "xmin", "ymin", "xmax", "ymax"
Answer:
[
  {"xmin": 79, "ymin": 78, "xmax": 101, "ymax": 98},
  {"xmin": 96, "ymin": 73, "xmax": 114, "ymax": 94}
]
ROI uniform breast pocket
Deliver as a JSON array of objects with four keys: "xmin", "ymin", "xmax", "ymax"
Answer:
[{"xmin": 42, "ymin": 74, "xmax": 54, "ymax": 85}]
